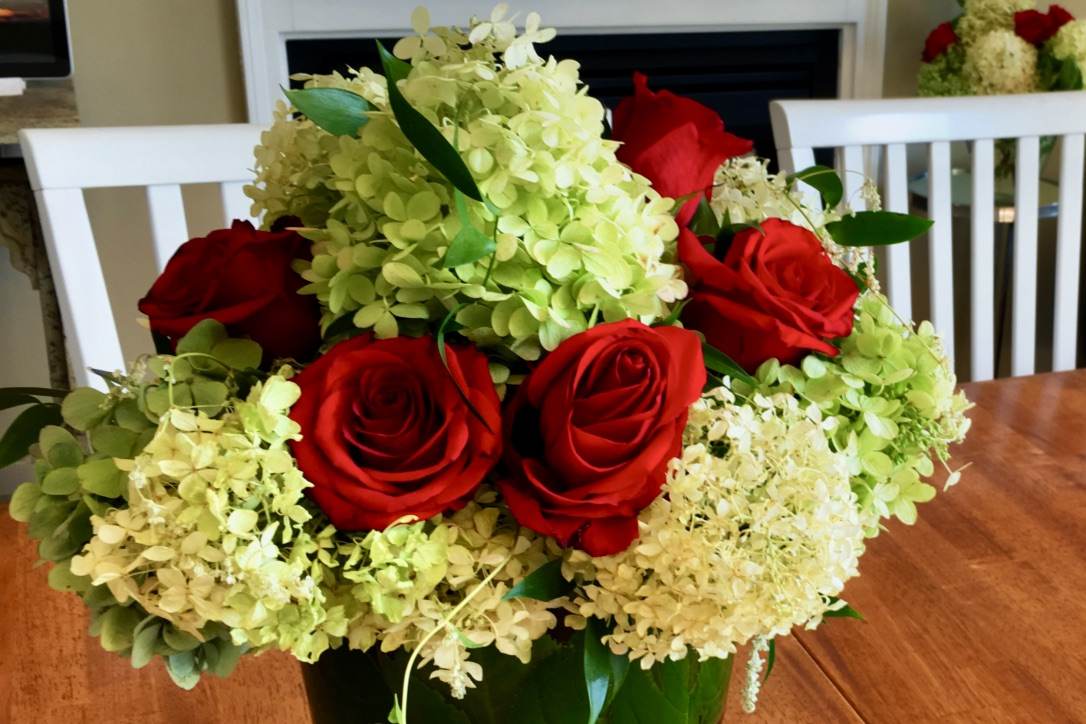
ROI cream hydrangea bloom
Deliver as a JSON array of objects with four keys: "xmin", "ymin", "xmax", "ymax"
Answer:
[
  {"xmin": 957, "ymin": 0, "xmax": 1034, "ymax": 44},
  {"xmin": 566, "ymin": 384, "xmax": 864, "ymax": 669},
  {"xmin": 1050, "ymin": 19, "xmax": 1086, "ymax": 78},
  {"xmin": 964, "ymin": 29, "xmax": 1040, "ymax": 94},
  {"xmin": 248, "ymin": 9, "xmax": 682, "ymax": 362}
]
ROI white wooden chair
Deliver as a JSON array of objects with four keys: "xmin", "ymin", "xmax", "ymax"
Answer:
[
  {"xmin": 770, "ymin": 92, "xmax": 1086, "ymax": 381},
  {"xmin": 18, "ymin": 124, "xmax": 266, "ymax": 388}
]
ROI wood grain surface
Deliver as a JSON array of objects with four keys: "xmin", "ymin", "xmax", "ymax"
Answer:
[{"xmin": 2, "ymin": 371, "xmax": 1083, "ymax": 723}]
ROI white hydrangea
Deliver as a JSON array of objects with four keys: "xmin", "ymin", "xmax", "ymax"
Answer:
[
  {"xmin": 957, "ymin": 0, "xmax": 1034, "ymax": 45},
  {"xmin": 1050, "ymin": 19, "xmax": 1086, "ymax": 78},
  {"xmin": 964, "ymin": 29, "xmax": 1040, "ymax": 94},
  {"xmin": 565, "ymin": 384, "xmax": 865, "ymax": 669}
]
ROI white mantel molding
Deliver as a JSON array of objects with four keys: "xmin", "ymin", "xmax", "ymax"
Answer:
[{"xmin": 236, "ymin": 0, "xmax": 887, "ymax": 125}]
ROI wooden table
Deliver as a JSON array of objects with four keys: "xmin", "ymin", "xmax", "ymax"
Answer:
[{"xmin": 3, "ymin": 371, "xmax": 1085, "ymax": 723}]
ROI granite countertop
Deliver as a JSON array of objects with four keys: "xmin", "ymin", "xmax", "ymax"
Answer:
[{"xmin": 0, "ymin": 80, "xmax": 79, "ymax": 150}]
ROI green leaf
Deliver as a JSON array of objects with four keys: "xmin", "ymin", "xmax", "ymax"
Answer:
[
  {"xmin": 211, "ymin": 338, "xmax": 262, "ymax": 370},
  {"xmin": 653, "ymin": 299, "xmax": 689, "ymax": 328},
  {"xmin": 77, "ymin": 458, "xmax": 127, "ymax": 499},
  {"xmin": 688, "ymin": 197, "xmax": 721, "ymax": 238},
  {"xmin": 763, "ymin": 639, "xmax": 776, "ymax": 683},
  {"xmin": 826, "ymin": 211, "xmax": 933, "ymax": 247},
  {"xmin": 584, "ymin": 620, "xmax": 612, "ymax": 724},
  {"xmin": 701, "ymin": 342, "xmax": 757, "ymax": 386},
  {"xmin": 40, "ymin": 425, "xmax": 83, "ymax": 468},
  {"xmin": 41, "ymin": 467, "xmax": 80, "ymax": 495},
  {"xmin": 166, "ymin": 651, "xmax": 201, "ymax": 690},
  {"xmin": 207, "ymin": 640, "xmax": 245, "ymax": 677},
  {"xmin": 38, "ymin": 500, "xmax": 92, "ymax": 561},
  {"xmin": 47, "ymin": 559, "xmax": 90, "ymax": 593},
  {"xmin": 503, "ymin": 559, "xmax": 572, "ymax": 602},
  {"xmin": 0, "ymin": 403, "xmax": 63, "ymax": 468},
  {"xmin": 283, "ymin": 86, "xmax": 372, "ymax": 136},
  {"xmin": 61, "ymin": 387, "xmax": 110, "ymax": 431},
  {"xmin": 442, "ymin": 190, "xmax": 496, "ymax": 267},
  {"xmin": 90, "ymin": 425, "xmax": 140, "ymax": 458},
  {"xmin": 824, "ymin": 598, "xmax": 865, "ymax": 621},
  {"xmin": 177, "ymin": 319, "xmax": 228, "ymax": 355},
  {"xmin": 131, "ymin": 623, "xmax": 162, "ymax": 669},
  {"xmin": 98, "ymin": 604, "xmax": 142, "ymax": 653},
  {"xmin": 9, "ymin": 482, "xmax": 41, "ymax": 522},
  {"xmin": 377, "ymin": 41, "xmax": 484, "ymax": 202},
  {"xmin": 0, "ymin": 391, "xmax": 41, "ymax": 411},
  {"xmin": 790, "ymin": 165, "xmax": 843, "ymax": 210}
]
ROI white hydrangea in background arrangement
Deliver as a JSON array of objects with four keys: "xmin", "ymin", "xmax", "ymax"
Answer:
[
  {"xmin": 918, "ymin": 0, "xmax": 1085, "ymax": 173},
  {"xmin": 2, "ymin": 5, "xmax": 971, "ymax": 723}
]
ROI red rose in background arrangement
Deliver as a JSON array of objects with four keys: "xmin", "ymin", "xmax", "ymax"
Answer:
[
  {"xmin": 139, "ymin": 220, "xmax": 320, "ymax": 362},
  {"xmin": 1015, "ymin": 6, "xmax": 1073, "ymax": 45},
  {"xmin": 678, "ymin": 219, "xmax": 858, "ymax": 372},
  {"xmin": 612, "ymin": 72, "xmax": 752, "ymax": 226},
  {"xmin": 499, "ymin": 320, "xmax": 704, "ymax": 556},
  {"xmin": 289, "ymin": 334, "xmax": 501, "ymax": 530},
  {"xmin": 922, "ymin": 22, "xmax": 959, "ymax": 62}
]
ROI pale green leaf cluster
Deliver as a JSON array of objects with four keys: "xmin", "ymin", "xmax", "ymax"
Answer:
[
  {"xmin": 246, "ymin": 10, "xmax": 684, "ymax": 362},
  {"xmin": 566, "ymin": 383, "xmax": 865, "ymax": 669},
  {"xmin": 918, "ymin": 45, "xmax": 972, "ymax": 97},
  {"xmin": 748, "ymin": 292, "xmax": 972, "ymax": 532}
]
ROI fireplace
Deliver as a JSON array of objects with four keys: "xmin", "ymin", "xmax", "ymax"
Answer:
[{"xmin": 237, "ymin": 0, "xmax": 886, "ymax": 170}]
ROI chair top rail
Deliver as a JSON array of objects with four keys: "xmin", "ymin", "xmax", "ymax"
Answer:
[
  {"xmin": 19, "ymin": 124, "xmax": 266, "ymax": 191},
  {"xmin": 771, "ymin": 92, "xmax": 1086, "ymax": 150}
]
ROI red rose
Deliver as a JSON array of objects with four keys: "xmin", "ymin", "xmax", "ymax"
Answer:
[
  {"xmin": 499, "ymin": 320, "xmax": 704, "ymax": 556},
  {"xmin": 678, "ymin": 219, "xmax": 858, "ymax": 372},
  {"xmin": 289, "ymin": 334, "xmax": 501, "ymax": 530},
  {"xmin": 922, "ymin": 22, "xmax": 959, "ymax": 62},
  {"xmin": 612, "ymin": 72, "xmax": 752, "ymax": 226},
  {"xmin": 1015, "ymin": 6, "xmax": 1073, "ymax": 45},
  {"xmin": 139, "ymin": 220, "xmax": 320, "ymax": 362}
]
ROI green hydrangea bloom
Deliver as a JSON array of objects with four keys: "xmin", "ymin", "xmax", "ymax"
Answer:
[
  {"xmin": 247, "ymin": 16, "xmax": 683, "ymax": 361},
  {"xmin": 747, "ymin": 292, "xmax": 972, "ymax": 533},
  {"xmin": 918, "ymin": 45, "xmax": 971, "ymax": 97}
]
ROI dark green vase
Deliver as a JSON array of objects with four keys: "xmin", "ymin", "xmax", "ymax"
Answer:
[{"xmin": 301, "ymin": 635, "xmax": 733, "ymax": 724}]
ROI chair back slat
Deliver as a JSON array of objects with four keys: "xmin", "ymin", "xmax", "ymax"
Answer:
[
  {"xmin": 34, "ymin": 188, "xmax": 126, "ymax": 380},
  {"xmin": 146, "ymin": 184, "xmax": 190, "ymax": 269},
  {"xmin": 771, "ymin": 92, "xmax": 1086, "ymax": 380},
  {"xmin": 220, "ymin": 181, "xmax": 252, "ymax": 228},
  {"xmin": 883, "ymin": 142, "xmax": 912, "ymax": 321},
  {"xmin": 1054, "ymin": 133, "xmax": 1085, "ymax": 372},
  {"xmin": 840, "ymin": 145, "xmax": 867, "ymax": 211},
  {"xmin": 928, "ymin": 140, "xmax": 955, "ymax": 365},
  {"xmin": 19, "ymin": 124, "xmax": 266, "ymax": 389},
  {"xmin": 1012, "ymin": 136, "xmax": 1041, "ymax": 377},
  {"xmin": 970, "ymin": 138, "xmax": 996, "ymax": 382}
]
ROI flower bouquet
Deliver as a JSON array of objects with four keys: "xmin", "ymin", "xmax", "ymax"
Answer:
[
  {"xmin": 919, "ymin": 0, "xmax": 1086, "ymax": 176},
  {"xmin": 3, "ymin": 6, "xmax": 970, "ymax": 723}
]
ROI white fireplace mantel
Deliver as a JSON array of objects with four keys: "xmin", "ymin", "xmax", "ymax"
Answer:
[{"xmin": 236, "ymin": 0, "xmax": 887, "ymax": 125}]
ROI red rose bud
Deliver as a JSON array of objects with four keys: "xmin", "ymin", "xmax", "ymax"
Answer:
[
  {"xmin": 612, "ymin": 72, "xmax": 752, "ymax": 227},
  {"xmin": 1015, "ymin": 6, "xmax": 1074, "ymax": 46},
  {"xmin": 499, "ymin": 320, "xmax": 705, "ymax": 556},
  {"xmin": 139, "ymin": 220, "xmax": 321, "ymax": 363},
  {"xmin": 922, "ymin": 22, "xmax": 959, "ymax": 62},
  {"xmin": 678, "ymin": 219, "xmax": 859, "ymax": 372},
  {"xmin": 289, "ymin": 334, "xmax": 502, "ymax": 531}
]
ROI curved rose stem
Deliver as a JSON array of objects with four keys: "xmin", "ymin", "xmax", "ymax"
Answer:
[{"xmin": 398, "ymin": 547, "xmax": 515, "ymax": 722}]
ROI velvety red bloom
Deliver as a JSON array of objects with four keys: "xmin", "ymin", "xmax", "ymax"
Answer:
[
  {"xmin": 289, "ymin": 334, "xmax": 502, "ymax": 530},
  {"xmin": 678, "ymin": 219, "xmax": 858, "ymax": 372},
  {"xmin": 612, "ymin": 72, "xmax": 752, "ymax": 226},
  {"xmin": 499, "ymin": 320, "xmax": 704, "ymax": 556},
  {"xmin": 1015, "ymin": 6, "xmax": 1074, "ymax": 46},
  {"xmin": 922, "ymin": 22, "xmax": 959, "ymax": 62},
  {"xmin": 139, "ymin": 220, "xmax": 320, "ymax": 363}
]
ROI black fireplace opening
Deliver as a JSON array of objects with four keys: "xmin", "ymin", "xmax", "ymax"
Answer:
[{"xmin": 286, "ymin": 28, "xmax": 840, "ymax": 173}]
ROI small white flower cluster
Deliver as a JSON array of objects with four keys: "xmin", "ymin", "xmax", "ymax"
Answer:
[
  {"xmin": 566, "ymin": 384, "xmax": 865, "ymax": 669},
  {"xmin": 964, "ymin": 29, "xmax": 1039, "ymax": 94}
]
